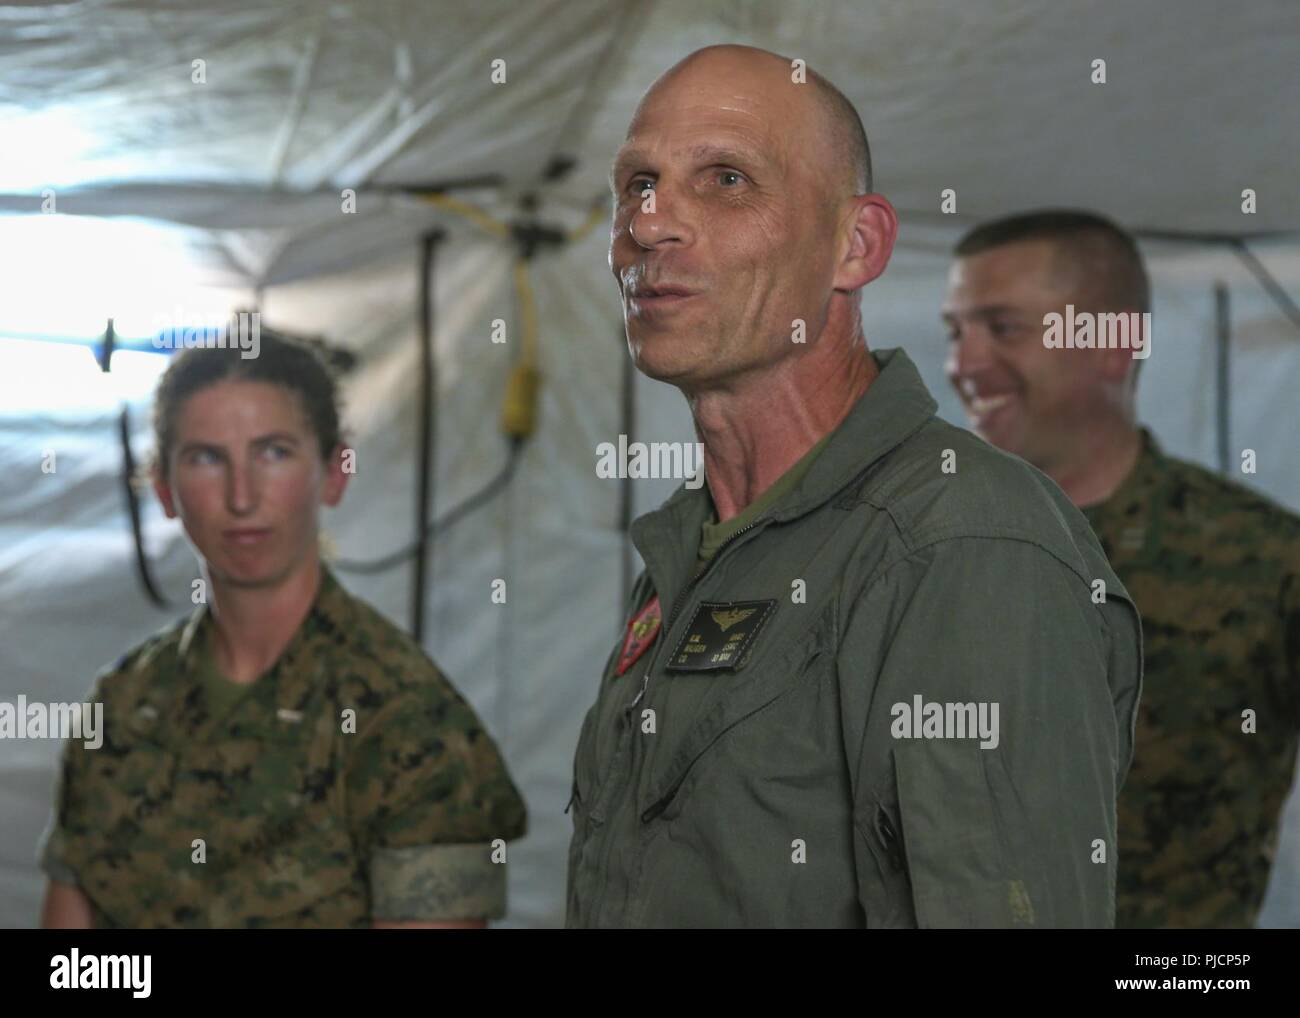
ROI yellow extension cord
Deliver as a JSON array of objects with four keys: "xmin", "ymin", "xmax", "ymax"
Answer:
[{"xmin": 416, "ymin": 191, "xmax": 607, "ymax": 442}]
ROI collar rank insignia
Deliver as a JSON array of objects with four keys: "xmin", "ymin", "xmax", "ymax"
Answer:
[
  {"xmin": 616, "ymin": 594, "xmax": 662, "ymax": 676},
  {"xmin": 666, "ymin": 599, "xmax": 777, "ymax": 673}
]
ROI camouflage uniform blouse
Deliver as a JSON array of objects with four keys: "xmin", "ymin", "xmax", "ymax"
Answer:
[
  {"xmin": 1084, "ymin": 429, "xmax": 1300, "ymax": 927},
  {"xmin": 39, "ymin": 567, "xmax": 527, "ymax": 927}
]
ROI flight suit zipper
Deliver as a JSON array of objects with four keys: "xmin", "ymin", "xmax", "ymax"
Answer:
[
  {"xmin": 588, "ymin": 517, "xmax": 767, "ymax": 926},
  {"xmin": 629, "ymin": 517, "xmax": 764, "ymax": 710}
]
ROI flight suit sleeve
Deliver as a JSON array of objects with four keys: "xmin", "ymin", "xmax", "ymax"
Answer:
[
  {"xmin": 843, "ymin": 536, "xmax": 1139, "ymax": 928},
  {"xmin": 1278, "ymin": 561, "xmax": 1300, "ymax": 728},
  {"xmin": 345, "ymin": 677, "xmax": 528, "ymax": 922}
]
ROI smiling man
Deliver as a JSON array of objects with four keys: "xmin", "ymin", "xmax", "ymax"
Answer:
[
  {"xmin": 943, "ymin": 210, "xmax": 1300, "ymax": 927},
  {"xmin": 566, "ymin": 46, "xmax": 1143, "ymax": 928}
]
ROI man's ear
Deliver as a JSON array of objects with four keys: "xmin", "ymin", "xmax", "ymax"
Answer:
[
  {"xmin": 321, "ymin": 444, "xmax": 351, "ymax": 508},
  {"xmin": 152, "ymin": 466, "xmax": 179, "ymax": 519},
  {"xmin": 833, "ymin": 193, "xmax": 898, "ymax": 293}
]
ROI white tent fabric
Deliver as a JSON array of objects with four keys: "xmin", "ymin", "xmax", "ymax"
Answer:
[{"xmin": 1, "ymin": 0, "xmax": 1298, "ymax": 927}]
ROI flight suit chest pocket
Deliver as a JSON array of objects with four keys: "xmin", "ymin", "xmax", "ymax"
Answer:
[{"xmin": 639, "ymin": 613, "xmax": 831, "ymax": 823}]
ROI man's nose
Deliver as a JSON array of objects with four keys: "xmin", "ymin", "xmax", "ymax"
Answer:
[
  {"xmin": 946, "ymin": 327, "xmax": 994, "ymax": 386},
  {"xmin": 628, "ymin": 186, "xmax": 694, "ymax": 250},
  {"xmin": 225, "ymin": 460, "xmax": 259, "ymax": 515}
]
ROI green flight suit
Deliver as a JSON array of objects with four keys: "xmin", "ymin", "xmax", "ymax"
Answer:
[
  {"xmin": 39, "ymin": 567, "xmax": 526, "ymax": 927},
  {"xmin": 1084, "ymin": 428, "xmax": 1300, "ymax": 928},
  {"xmin": 567, "ymin": 347, "xmax": 1142, "ymax": 928}
]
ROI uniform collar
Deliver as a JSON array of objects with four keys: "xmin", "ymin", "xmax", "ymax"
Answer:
[
  {"xmin": 1082, "ymin": 427, "xmax": 1167, "ymax": 560},
  {"xmin": 175, "ymin": 565, "xmax": 352, "ymax": 713},
  {"xmin": 631, "ymin": 347, "xmax": 938, "ymax": 607}
]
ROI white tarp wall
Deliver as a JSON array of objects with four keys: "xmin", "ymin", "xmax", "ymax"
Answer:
[
  {"xmin": 4, "ymin": 219, "xmax": 1299, "ymax": 927},
  {"xmin": 1, "ymin": 0, "xmax": 1298, "ymax": 927}
]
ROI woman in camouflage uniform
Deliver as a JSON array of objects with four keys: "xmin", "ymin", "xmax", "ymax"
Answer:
[{"xmin": 39, "ymin": 331, "xmax": 526, "ymax": 928}]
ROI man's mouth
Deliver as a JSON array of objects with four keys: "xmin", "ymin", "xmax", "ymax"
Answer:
[
  {"xmin": 623, "ymin": 274, "xmax": 702, "ymax": 314},
  {"xmin": 223, "ymin": 527, "xmax": 272, "ymax": 546},
  {"xmin": 968, "ymin": 393, "xmax": 1014, "ymax": 418},
  {"xmin": 630, "ymin": 284, "xmax": 700, "ymax": 307}
]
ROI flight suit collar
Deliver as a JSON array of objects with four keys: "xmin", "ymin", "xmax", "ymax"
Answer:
[{"xmin": 630, "ymin": 347, "xmax": 938, "ymax": 611}]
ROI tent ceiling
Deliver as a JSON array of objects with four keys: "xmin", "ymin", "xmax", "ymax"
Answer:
[{"xmin": 1, "ymin": 0, "xmax": 1295, "ymax": 285}]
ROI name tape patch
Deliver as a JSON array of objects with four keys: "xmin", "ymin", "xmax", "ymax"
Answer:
[{"xmin": 665, "ymin": 599, "xmax": 777, "ymax": 673}]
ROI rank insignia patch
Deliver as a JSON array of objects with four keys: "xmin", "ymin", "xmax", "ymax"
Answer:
[
  {"xmin": 665, "ymin": 599, "xmax": 777, "ymax": 672},
  {"xmin": 616, "ymin": 594, "xmax": 662, "ymax": 676}
]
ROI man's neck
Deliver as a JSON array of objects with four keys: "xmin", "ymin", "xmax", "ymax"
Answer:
[
  {"xmin": 206, "ymin": 557, "xmax": 322, "ymax": 684},
  {"xmin": 690, "ymin": 324, "xmax": 877, "ymax": 522},
  {"xmin": 1043, "ymin": 418, "xmax": 1143, "ymax": 509}
]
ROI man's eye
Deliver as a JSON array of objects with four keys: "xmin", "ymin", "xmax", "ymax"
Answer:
[
  {"xmin": 189, "ymin": 449, "xmax": 218, "ymax": 466},
  {"xmin": 263, "ymin": 444, "xmax": 292, "ymax": 460},
  {"xmin": 630, "ymin": 178, "xmax": 654, "ymax": 194},
  {"xmin": 717, "ymin": 170, "xmax": 745, "ymax": 187}
]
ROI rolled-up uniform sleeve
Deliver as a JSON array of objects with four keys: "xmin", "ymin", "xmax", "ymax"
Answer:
[{"xmin": 346, "ymin": 681, "xmax": 528, "ymax": 922}]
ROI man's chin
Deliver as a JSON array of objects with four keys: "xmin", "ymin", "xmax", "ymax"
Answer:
[{"xmin": 628, "ymin": 337, "xmax": 704, "ymax": 386}]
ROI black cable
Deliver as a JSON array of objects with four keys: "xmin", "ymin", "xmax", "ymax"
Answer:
[
  {"xmin": 102, "ymin": 316, "xmax": 168, "ymax": 610},
  {"xmin": 118, "ymin": 405, "xmax": 169, "ymax": 608},
  {"xmin": 1214, "ymin": 282, "xmax": 1231, "ymax": 475},
  {"xmin": 333, "ymin": 438, "xmax": 524, "ymax": 576},
  {"xmin": 410, "ymin": 230, "xmax": 443, "ymax": 641}
]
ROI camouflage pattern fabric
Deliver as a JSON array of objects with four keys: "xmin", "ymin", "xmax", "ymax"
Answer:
[
  {"xmin": 38, "ymin": 567, "xmax": 527, "ymax": 928},
  {"xmin": 1084, "ymin": 428, "xmax": 1300, "ymax": 928}
]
